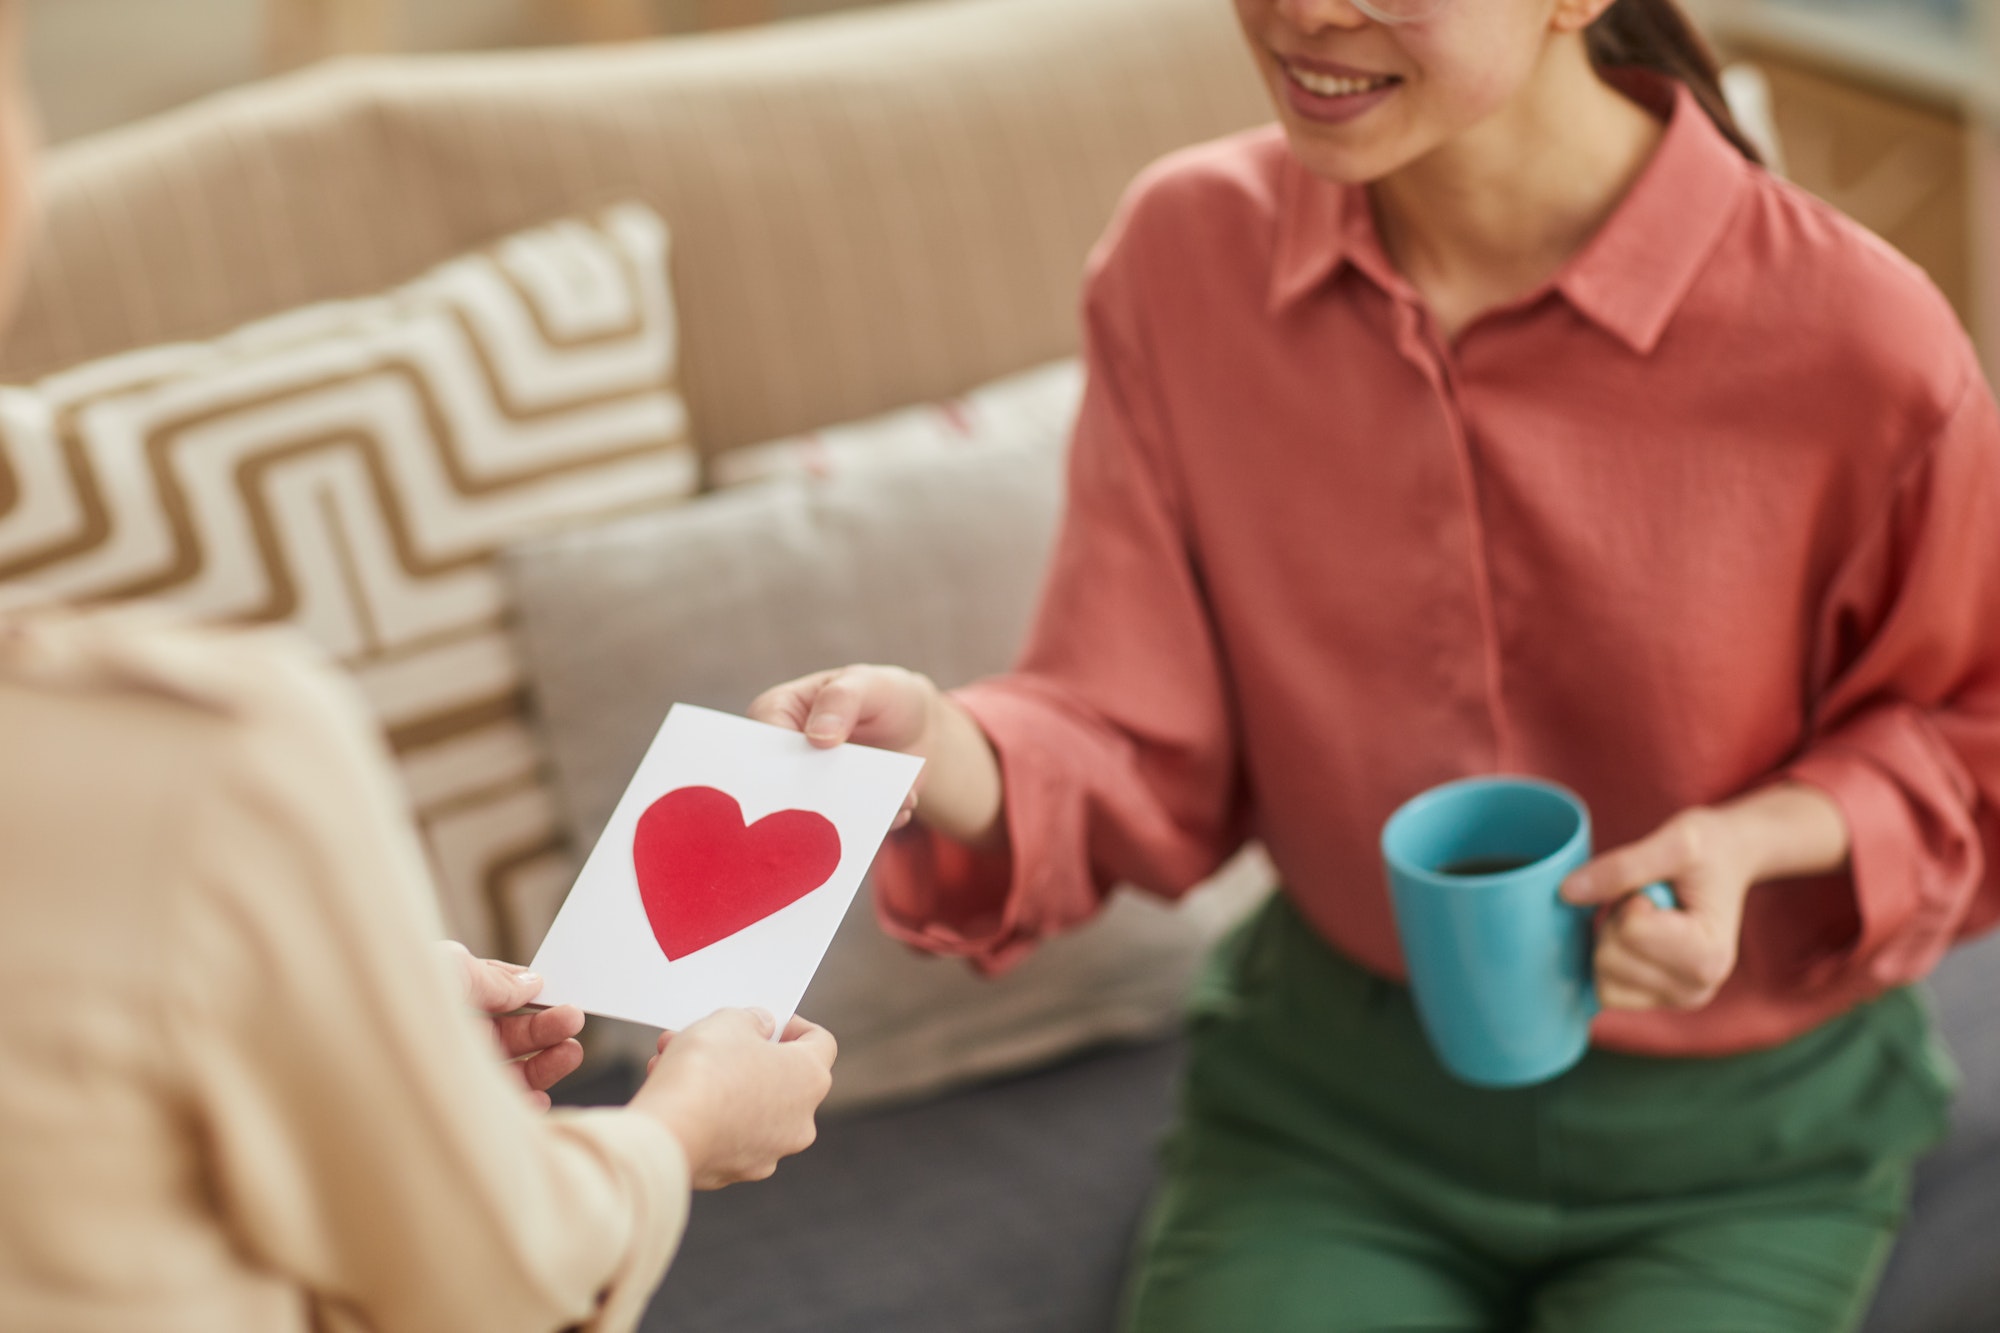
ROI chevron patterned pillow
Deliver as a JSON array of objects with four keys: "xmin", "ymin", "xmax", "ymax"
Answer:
[{"xmin": 0, "ymin": 204, "xmax": 697, "ymax": 958}]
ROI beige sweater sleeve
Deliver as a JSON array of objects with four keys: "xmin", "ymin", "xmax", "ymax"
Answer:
[{"xmin": 154, "ymin": 637, "xmax": 689, "ymax": 1333}]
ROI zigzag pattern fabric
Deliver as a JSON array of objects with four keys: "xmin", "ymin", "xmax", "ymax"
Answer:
[{"xmin": 0, "ymin": 204, "xmax": 698, "ymax": 956}]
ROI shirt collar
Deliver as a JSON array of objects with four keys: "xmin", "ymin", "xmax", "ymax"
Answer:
[{"xmin": 1267, "ymin": 76, "xmax": 1752, "ymax": 355}]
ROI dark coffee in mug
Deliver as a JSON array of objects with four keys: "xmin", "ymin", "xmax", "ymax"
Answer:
[{"xmin": 1438, "ymin": 855, "xmax": 1536, "ymax": 877}]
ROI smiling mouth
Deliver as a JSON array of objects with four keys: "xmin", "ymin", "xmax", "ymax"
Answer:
[{"xmin": 1280, "ymin": 62, "xmax": 1401, "ymax": 98}]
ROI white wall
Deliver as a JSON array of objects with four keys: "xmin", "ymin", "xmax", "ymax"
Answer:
[
  {"xmin": 27, "ymin": 0, "xmax": 920, "ymax": 145},
  {"xmin": 26, "ymin": 0, "xmax": 544, "ymax": 144},
  {"xmin": 30, "ymin": 0, "xmax": 261, "ymax": 143}
]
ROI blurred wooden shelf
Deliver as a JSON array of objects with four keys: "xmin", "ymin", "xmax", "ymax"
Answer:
[
  {"xmin": 261, "ymin": 0, "xmax": 791, "ymax": 67},
  {"xmin": 1714, "ymin": 1, "xmax": 1997, "ymax": 117},
  {"xmin": 1712, "ymin": 1, "xmax": 1999, "ymax": 383},
  {"xmin": 265, "ymin": 0, "xmax": 396, "ymax": 71},
  {"xmin": 547, "ymin": 0, "xmax": 661, "ymax": 42},
  {"xmin": 264, "ymin": 0, "xmax": 657, "ymax": 70}
]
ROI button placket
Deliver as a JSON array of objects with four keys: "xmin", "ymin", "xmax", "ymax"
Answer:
[{"xmin": 1393, "ymin": 298, "xmax": 1515, "ymax": 774}]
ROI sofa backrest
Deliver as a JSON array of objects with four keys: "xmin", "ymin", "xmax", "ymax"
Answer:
[{"xmin": 4, "ymin": 0, "xmax": 1269, "ymax": 454}]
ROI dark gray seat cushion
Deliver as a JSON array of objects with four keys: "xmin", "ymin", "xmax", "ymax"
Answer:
[
  {"xmin": 556, "ymin": 932, "xmax": 2000, "ymax": 1333},
  {"xmin": 1861, "ymin": 929, "xmax": 2000, "ymax": 1333},
  {"xmin": 637, "ymin": 1038, "xmax": 1183, "ymax": 1333}
]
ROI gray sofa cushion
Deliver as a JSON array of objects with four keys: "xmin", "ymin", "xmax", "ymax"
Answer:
[{"xmin": 506, "ymin": 431, "xmax": 1267, "ymax": 1110}]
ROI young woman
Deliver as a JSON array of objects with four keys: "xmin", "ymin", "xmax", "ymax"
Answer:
[
  {"xmin": 753, "ymin": 0, "xmax": 2000, "ymax": 1327},
  {"xmin": 0, "ymin": 6, "xmax": 835, "ymax": 1329}
]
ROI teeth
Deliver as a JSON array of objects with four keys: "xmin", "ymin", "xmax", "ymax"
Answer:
[{"xmin": 1285, "ymin": 65, "xmax": 1391, "ymax": 98}]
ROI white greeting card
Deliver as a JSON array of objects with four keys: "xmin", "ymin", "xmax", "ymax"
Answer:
[{"xmin": 528, "ymin": 704, "xmax": 925, "ymax": 1031}]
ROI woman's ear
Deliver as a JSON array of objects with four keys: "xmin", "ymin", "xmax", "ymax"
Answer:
[{"xmin": 1550, "ymin": 0, "xmax": 1621, "ymax": 35}]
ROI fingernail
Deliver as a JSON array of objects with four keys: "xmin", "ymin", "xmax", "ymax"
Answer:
[
  {"xmin": 514, "ymin": 970, "xmax": 540, "ymax": 986},
  {"xmin": 748, "ymin": 1007, "xmax": 776, "ymax": 1034},
  {"xmin": 805, "ymin": 718, "xmax": 840, "ymax": 740}
]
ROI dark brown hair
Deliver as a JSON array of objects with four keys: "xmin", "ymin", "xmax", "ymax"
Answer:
[{"xmin": 1586, "ymin": 0, "xmax": 1764, "ymax": 165}]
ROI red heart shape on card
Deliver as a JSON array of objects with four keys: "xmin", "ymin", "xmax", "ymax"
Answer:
[{"xmin": 632, "ymin": 786, "xmax": 843, "ymax": 961}]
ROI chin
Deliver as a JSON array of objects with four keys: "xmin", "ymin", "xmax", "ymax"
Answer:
[{"xmin": 1274, "ymin": 120, "xmax": 1415, "ymax": 187}]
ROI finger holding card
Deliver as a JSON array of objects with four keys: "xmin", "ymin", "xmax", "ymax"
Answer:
[{"xmin": 529, "ymin": 705, "xmax": 924, "ymax": 1034}]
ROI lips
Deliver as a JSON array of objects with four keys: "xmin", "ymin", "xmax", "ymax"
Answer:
[{"xmin": 1275, "ymin": 56, "xmax": 1402, "ymax": 125}]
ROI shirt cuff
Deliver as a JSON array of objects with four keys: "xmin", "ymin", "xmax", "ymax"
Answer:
[
  {"xmin": 1784, "ymin": 717, "xmax": 1969, "ymax": 989},
  {"xmin": 544, "ymin": 1108, "xmax": 691, "ymax": 1333},
  {"xmin": 871, "ymin": 681, "xmax": 1099, "ymax": 974}
]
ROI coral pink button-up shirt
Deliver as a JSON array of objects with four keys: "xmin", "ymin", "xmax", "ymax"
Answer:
[{"xmin": 877, "ymin": 78, "xmax": 2000, "ymax": 1057}]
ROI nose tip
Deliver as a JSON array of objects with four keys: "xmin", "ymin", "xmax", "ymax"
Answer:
[{"xmin": 1274, "ymin": 0, "xmax": 1374, "ymax": 34}]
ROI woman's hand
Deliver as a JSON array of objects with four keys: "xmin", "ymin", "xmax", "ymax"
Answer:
[
  {"xmin": 749, "ymin": 664, "xmax": 1005, "ymax": 846},
  {"xmin": 440, "ymin": 940, "xmax": 586, "ymax": 1110},
  {"xmin": 750, "ymin": 666, "xmax": 938, "ymax": 827},
  {"xmin": 1560, "ymin": 783, "xmax": 1850, "ymax": 1012},
  {"xmin": 630, "ymin": 1009, "xmax": 838, "ymax": 1190}
]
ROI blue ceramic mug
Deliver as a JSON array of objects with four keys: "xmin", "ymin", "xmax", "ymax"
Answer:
[{"xmin": 1380, "ymin": 776, "xmax": 1675, "ymax": 1089}]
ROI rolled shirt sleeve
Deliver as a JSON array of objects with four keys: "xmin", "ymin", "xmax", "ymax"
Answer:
[
  {"xmin": 873, "ymin": 243, "xmax": 1249, "ymax": 972},
  {"xmin": 160, "ymin": 641, "xmax": 688, "ymax": 1333},
  {"xmin": 1786, "ymin": 363, "xmax": 2000, "ymax": 990}
]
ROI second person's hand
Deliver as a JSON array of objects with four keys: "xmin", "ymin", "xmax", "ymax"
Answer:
[
  {"xmin": 440, "ymin": 939, "xmax": 586, "ymax": 1110},
  {"xmin": 630, "ymin": 1009, "xmax": 838, "ymax": 1190}
]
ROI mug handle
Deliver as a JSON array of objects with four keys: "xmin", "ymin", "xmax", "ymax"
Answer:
[
  {"xmin": 1636, "ymin": 881, "xmax": 1679, "ymax": 911},
  {"xmin": 1581, "ymin": 881, "xmax": 1681, "ymax": 1018}
]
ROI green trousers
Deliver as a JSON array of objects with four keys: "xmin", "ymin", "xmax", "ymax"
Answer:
[{"xmin": 1122, "ymin": 895, "xmax": 1957, "ymax": 1333}]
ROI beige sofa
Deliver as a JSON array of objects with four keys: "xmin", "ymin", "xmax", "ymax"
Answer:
[
  {"xmin": 2, "ymin": 0, "xmax": 1267, "ymax": 964},
  {"xmin": 4, "ymin": 0, "xmax": 1263, "ymax": 454}
]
